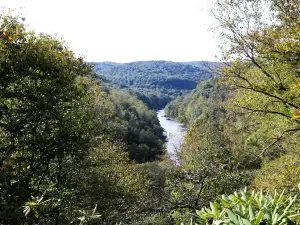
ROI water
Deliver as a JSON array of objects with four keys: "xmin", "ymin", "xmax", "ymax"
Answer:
[{"xmin": 157, "ymin": 108, "xmax": 187, "ymax": 161}]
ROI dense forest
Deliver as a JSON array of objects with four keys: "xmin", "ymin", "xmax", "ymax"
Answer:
[
  {"xmin": 92, "ymin": 61, "xmax": 219, "ymax": 109},
  {"xmin": 1, "ymin": 0, "xmax": 300, "ymax": 224}
]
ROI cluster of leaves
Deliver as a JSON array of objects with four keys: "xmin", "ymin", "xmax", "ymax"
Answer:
[
  {"xmin": 213, "ymin": 0, "xmax": 300, "ymax": 151},
  {"xmin": 251, "ymin": 153, "xmax": 300, "ymax": 192},
  {"xmin": 134, "ymin": 90, "xmax": 173, "ymax": 110},
  {"xmin": 195, "ymin": 189, "xmax": 300, "ymax": 225}
]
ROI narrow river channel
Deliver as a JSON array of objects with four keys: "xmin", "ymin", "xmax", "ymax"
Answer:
[{"xmin": 157, "ymin": 108, "xmax": 187, "ymax": 161}]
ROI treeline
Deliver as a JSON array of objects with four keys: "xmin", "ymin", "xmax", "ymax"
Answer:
[
  {"xmin": 165, "ymin": 79, "xmax": 224, "ymax": 125},
  {"xmin": 92, "ymin": 60, "xmax": 219, "ymax": 109},
  {"xmin": 105, "ymin": 88, "xmax": 166, "ymax": 162}
]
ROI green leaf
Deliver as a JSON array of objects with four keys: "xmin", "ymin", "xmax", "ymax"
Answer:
[
  {"xmin": 249, "ymin": 205, "xmax": 255, "ymax": 221},
  {"xmin": 242, "ymin": 218, "xmax": 252, "ymax": 225},
  {"xmin": 255, "ymin": 210, "xmax": 264, "ymax": 225},
  {"xmin": 227, "ymin": 209, "xmax": 240, "ymax": 225},
  {"xmin": 221, "ymin": 199, "xmax": 232, "ymax": 208},
  {"xmin": 211, "ymin": 202, "xmax": 217, "ymax": 215}
]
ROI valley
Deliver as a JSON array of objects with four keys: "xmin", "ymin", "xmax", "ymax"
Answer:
[
  {"xmin": 1, "ymin": 2, "xmax": 300, "ymax": 224},
  {"xmin": 92, "ymin": 60, "xmax": 220, "ymax": 109}
]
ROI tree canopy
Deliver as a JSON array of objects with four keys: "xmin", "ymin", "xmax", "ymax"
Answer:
[
  {"xmin": 1, "ymin": 1, "xmax": 300, "ymax": 224},
  {"xmin": 0, "ymin": 11, "xmax": 160, "ymax": 224},
  {"xmin": 92, "ymin": 60, "xmax": 220, "ymax": 109}
]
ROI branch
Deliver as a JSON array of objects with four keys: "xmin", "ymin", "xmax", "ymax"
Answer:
[
  {"xmin": 233, "ymin": 84, "xmax": 299, "ymax": 109},
  {"xmin": 225, "ymin": 64, "xmax": 298, "ymax": 109},
  {"xmin": 251, "ymin": 127, "xmax": 300, "ymax": 162},
  {"xmin": 228, "ymin": 19, "xmax": 285, "ymax": 89},
  {"xmin": 0, "ymin": 17, "xmax": 19, "ymax": 31},
  {"xmin": 194, "ymin": 175, "xmax": 208, "ymax": 208},
  {"xmin": 234, "ymin": 105, "xmax": 300, "ymax": 123}
]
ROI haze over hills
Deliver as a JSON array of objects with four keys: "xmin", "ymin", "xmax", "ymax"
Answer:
[{"xmin": 91, "ymin": 60, "xmax": 221, "ymax": 109}]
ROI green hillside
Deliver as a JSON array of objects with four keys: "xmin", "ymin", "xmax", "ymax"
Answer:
[{"xmin": 91, "ymin": 60, "xmax": 219, "ymax": 108}]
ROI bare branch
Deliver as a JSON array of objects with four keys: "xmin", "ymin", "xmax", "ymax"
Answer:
[
  {"xmin": 251, "ymin": 127, "xmax": 300, "ymax": 162},
  {"xmin": 232, "ymin": 84, "xmax": 299, "ymax": 109},
  {"xmin": 234, "ymin": 105, "xmax": 300, "ymax": 123}
]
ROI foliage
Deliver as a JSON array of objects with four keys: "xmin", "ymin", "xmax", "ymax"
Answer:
[
  {"xmin": 165, "ymin": 116, "xmax": 253, "ymax": 214},
  {"xmin": 135, "ymin": 90, "xmax": 172, "ymax": 110},
  {"xmin": 251, "ymin": 153, "xmax": 300, "ymax": 193},
  {"xmin": 163, "ymin": 77, "xmax": 254, "ymax": 224},
  {"xmin": 195, "ymin": 188, "xmax": 300, "ymax": 225},
  {"xmin": 0, "ymin": 11, "xmax": 154, "ymax": 224},
  {"xmin": 211, "ymin": 0, "xmax": 300, "ymax": 158},
  {"xmin": 162, "ymin": 0, "xmax": 300, "ymax": 223},
  {"xmin": 0, "ymin": 11, "xmax": 98, "ymax": 224},
  {"xmin": 71, "ymin": 139, "xmax": 149, "ymax": 223},
  {"xmin": 106, "ymin": 88, "xmax": 166, "ymax": 162},
  {"xmin": 2, "ymin": 0, "xmax": 300, "ymax": 223},
  {"xmin": 92, "ymin": 61, "xmax": 219, "ymax": 109},
  {"xmin": 165, "ymin": 78, "xmax": 226, "ymax": 125}
]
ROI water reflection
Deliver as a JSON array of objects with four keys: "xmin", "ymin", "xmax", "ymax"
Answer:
[{"xmin": 157, "ymin": 109, "xmax": 187, "ymax": 162}]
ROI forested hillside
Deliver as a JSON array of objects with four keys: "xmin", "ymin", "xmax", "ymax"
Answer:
[
  {"xmin": 105, "ymin": 88, "xmax": 166, "ymax": 162},
  {"xmin": 92, "ymin": 61, "xmax": 219, "ymax": 109},
  {"xmin": 1, "ymin": 0, "xmax": 300, "ymax": 224},
  {"xmin": 163, "ymin": 0, "xmax": 300, "ymax": 223}
]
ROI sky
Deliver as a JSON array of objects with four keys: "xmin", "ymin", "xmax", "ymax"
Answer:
[{"xmin": 2, "ymin": 0, "xmax": 219, "ymax": 63}]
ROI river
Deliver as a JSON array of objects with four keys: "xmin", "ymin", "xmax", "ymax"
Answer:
[{"xmin": 157, "ymin": 108, "xmax": 187, "ymax": 161}]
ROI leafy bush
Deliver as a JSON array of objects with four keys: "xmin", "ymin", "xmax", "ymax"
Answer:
[
  {"xmin": 194, "ymin": 188, "xmax": 300, "ymax": 225},
  {"xmin": 251, "ymin": 154, "xmax": 300, "ymax": 193}
]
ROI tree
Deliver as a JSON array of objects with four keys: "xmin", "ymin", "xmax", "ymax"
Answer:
[
  {"xmin": 71, "ymin": 139, "xmax": 149, "ymax": 223},
  {"xmin": 212, "ymin": 0, "xmax": 300, "ymax": 159},
  {"xmin": 166, "ymin": 117, "xmax": 250, "ymax": 215},
  {"xmin": 251, "ymin": 153, "xmax": 300, "ymax": 192},
  {"xmin": 0, "ymin": 11, "xmax": 106, "ymax": 224}
]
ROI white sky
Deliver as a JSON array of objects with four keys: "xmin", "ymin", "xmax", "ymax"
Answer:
[{"xmin": 2, "ymin": 0, "xmax": 219, "ymax": 62}]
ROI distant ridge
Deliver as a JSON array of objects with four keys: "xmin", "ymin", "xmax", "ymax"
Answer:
[
  {"xmin": 91, "ymin": 60, "xmax": 220, "ymax": 89},
  {"xmin": 90, "ymin": 60, "xmax": 221, "ymax": 109}
]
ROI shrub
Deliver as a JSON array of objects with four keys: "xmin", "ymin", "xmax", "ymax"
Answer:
[{"xmin": 194, "ymin": 188, "xmax": 300, "ymax": 225}]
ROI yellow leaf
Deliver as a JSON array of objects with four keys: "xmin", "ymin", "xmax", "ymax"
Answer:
[
  {"xmin": 292, "ymin": 108, "xmax": 300, "ymax": 119},
  {"xmin": 293, "ymin": 81, "xmax": 300, "ymax": 88},
  {"xmin": 2, "ymin": 31, "xmax": 12, "ymax": 41}
]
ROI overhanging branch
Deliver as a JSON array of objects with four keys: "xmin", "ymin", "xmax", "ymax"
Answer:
[
  {"xmin": 234, "ymin": 105, "xmax": 300, "ymax": 124},
  {"xmin": 251, "ymin": 127, "xmax": 300, "ymax": 162}
]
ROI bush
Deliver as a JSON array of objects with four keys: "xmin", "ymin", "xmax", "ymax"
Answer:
[
  {"xmin": 194, "ymin": 188, "xmax": 300, "ymax": 225},
  {"xmin": 251, "ymin": 154, "xmax": 300, "ymax": 193}
]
